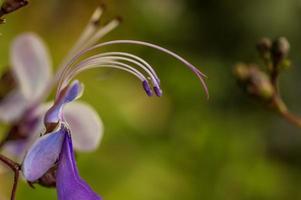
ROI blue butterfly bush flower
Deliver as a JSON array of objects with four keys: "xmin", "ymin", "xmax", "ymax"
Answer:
[{"xmin": 1, "ymin": 6, "xmax": 208, "ymax": 200}]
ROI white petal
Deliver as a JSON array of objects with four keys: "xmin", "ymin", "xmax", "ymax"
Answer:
[
  {"xmin": 11, "ymin": 33, "xmax": 52, "ymax": 101},
  {"xmin": 33, "ymin": 101, "xmax": 103, "ymax": 152},
  {"xmin": 0, "ymin": 90, "xmax": 28, "ymax": 123},
  {"xmin": 64, "ymin": 101, "xmax": 103, "ymax": 152}
]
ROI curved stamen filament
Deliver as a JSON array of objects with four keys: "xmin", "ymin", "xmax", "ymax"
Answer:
[
  {"xmin": 55, "ymin": 19, "xmax": 120, "ymax": 84},
  {"xmin": 57, "ymin": 40, "xmax": 208, "ymax": 98},
  {"xmin": 82, "ymin": 18, "xmax": 120, "ymax": 51},
  {"xmin": 55, "ymin": 21, "xmax": 121, "ymax": 97},
  {"xmin": 87, "ymin": 52, "xmax": 160, "ymax": 83},
  {"xmin": 63, "ymin": 58, "xmax": 154, "ymax": 96},
  {"xmin": 88, "ymin": 40, "xmax": 208, "ymax": 97},
  {"xmin": 63, "ymin": 54, "xmax": 160, "ymax": 88},
  {"xmin": 67, "ymin": 6, "xmax": 104, "ymax": 58},
  {"xmin": 67, "ymin": 59, "xmax": 147, "ymax": 82},
  {"xmin": 36, "ymin": 7, "xmax": 120, "ymax": 105}
]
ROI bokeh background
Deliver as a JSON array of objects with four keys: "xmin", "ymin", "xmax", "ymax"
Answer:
[{"xmin": 1, "ymin": 0, "xmax": 301, "ymax": 199}]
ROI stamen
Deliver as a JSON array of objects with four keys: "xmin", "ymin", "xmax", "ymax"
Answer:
[
  {"xmin": 91, "ymin": 4, "xmax": 105, "ymax": 25},
  {"xmin": 59, "ymin": 54, "xmax": 163, "ymax": 97},
  {"xmin": 64, "ymin": 6, "xmax": 105, "ymax": 60},
  {"xmin": 74, "ymin": 54, "xmax": 160, "ymax": 85},
  {"xmin": 61, "ymin": 56, "xmax": 157, "ymax": 97},
  {"xmin": 89, "ymin": 40, "xmax": 207, "ymax": 78},
  {"xmin": 55, "ymin": 19, "xmax": 121, "ymax": 93},
  {"xmin": 88, "ymin": 52, "xmax": 160, "ymax": 83},
  {"xmin": 57, "ymin": 40, "xmax": 208, "ymax": 99},
  {"xmin": 91, "ymin": 40, "xmax": 208, "ymax": 97},
  {"xmin": 68, "ymin": 58, "xmax": 148, "ymax": 82},
  {"xmin": 142, "ymin": 80, "xmax": 153, "ymax": 96},
  {"xmin": 82, "ymin": 18, "xmax": 121, "ymax": 50},
  {"xmin": 153, "ymin": 86, "xmax": 163, "ymax": 97}
]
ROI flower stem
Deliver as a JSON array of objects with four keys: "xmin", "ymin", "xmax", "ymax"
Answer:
[
  {"xmin": 269, "ymin": 60, "xmax": 301, "ymax": 128},
  {"xmin": 0, "ymin": 154, "xmax": 20, "ymax": 200},
  {"xmin": 272, "ymin": 95, "xmax": 301, "ymax": 128}
]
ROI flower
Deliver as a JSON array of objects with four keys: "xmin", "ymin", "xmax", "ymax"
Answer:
[
  {"xmin": 0, "ymin": 15, "xmax": 108, "ymax": 164},
  {"xmin": 19, "ymin": 5, "xmax": 208, "ymax": 199},
  {"xmin": 23, "ymin": 81, "xmax": 101, "ymax": 200}
]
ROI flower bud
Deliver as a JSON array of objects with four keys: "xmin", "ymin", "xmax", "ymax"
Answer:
[
  {"xmin": 234, "ymin": 64, "xmax": 274, "ymax": 100},
  {"xmin": 271, "ymin": 37, "xmax": 290, "ymax": 65},
  {"xmin": 248, "ymin": 67, "xmax": 274, "ymax": 99},
  {"xmin": 256, "ymin": 37, "xmax": 272, "ymax": 59},
  {"xmin": 233, "ymin": 63, "xmax": 250, "ymax": 81}
]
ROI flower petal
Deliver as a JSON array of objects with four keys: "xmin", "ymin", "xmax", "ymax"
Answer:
[
  {"xmin": 57, "ymin": 131, "xmax": 101, "ymax": 200},
  {"xmin": 0, "ymin": 90, "xmax": 28, "ymax": 123},
  {"xmin": 44, "ymin": 80, "xmax": 83, "ymax": 125},
  {"xmin": 64, "ymin": 101, "xmax": 103, "ymax": 152},
  {"xmin": 11, "ymin": 33, "xmax": 52, "ymax": 100},
  {"xmin": 22, "ymin": 125, "xmax": 65, "ymax": 182}
]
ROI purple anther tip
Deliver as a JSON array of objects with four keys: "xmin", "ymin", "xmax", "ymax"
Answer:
[
  {"xmin": 154, "ymin": 86, "xmax": 163, "ymax": 97},
  {"xmin": 142, "ymin": 80, "xmax": 153, "ymax": 97}
]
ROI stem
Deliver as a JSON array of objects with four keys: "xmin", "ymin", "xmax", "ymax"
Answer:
[
  {"xmin": 266, "ymin": 59, "xmax": 301, "ymax": 128},
  {"xmin": 271, "ymin": 96, "xmax": 301, "ymax": 128},
  {"xmin": 270, "ymin": 69, "xmax": 279, "ymax": 93},
  {"xmin": 0, "ymin": 154, "xmax": 20, "ymax": 200},
  {"xmin": 280, "ymin": 111, "xmax": 301, "ymax": 128}
]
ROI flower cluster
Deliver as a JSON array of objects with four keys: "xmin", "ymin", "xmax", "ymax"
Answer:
[{"xmin": 233, "ymin": 37, "xmax": 301, "ymax": 129}]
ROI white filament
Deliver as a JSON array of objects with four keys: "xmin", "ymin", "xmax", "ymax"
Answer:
[
  {"xmin": 83, "ymin": 19, "xmax": 120, "ymax": 51},
  {"xmin": 87, "ymin": 52, "xmax": 160, "ymax": 82},
  {"xmin": 67, "ymin": 58, "xmax": 148, "ymax": 81},
  {"xmin": 63, "ymin": 54, "xmax": 159, "ymax": 87},
  {"xmin": 56, "ymin": 40, "xmax": 208, "ymax": 98},
  {"xmin": 61, "ymin": 56, "xmax": 155, "ymax": 89}
]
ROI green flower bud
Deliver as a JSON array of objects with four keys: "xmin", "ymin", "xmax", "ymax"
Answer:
[
  {"xmin": 234, "ymin": 64, "xmax": 274, "ymax": 100},
  {"xmin": 249, "ymin": 67, "xmax": 274, "ymax": 99},
  {"xmin": 233, "ymin": 63, "xmax": 250, "ymax": 81}
]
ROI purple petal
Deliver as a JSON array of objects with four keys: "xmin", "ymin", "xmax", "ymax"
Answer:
[
  {"xmin": 11, "ymin": 33, "xmax": 52, "ymax": 100},
  {"xmin": 64, "ymin": 101, "xmax": 103, "ymax": 152},
  {"xmin": 57, "ymin": 130, "xmax": 101, "ymax": 200},
  {"xmin": 44, "ymin": 80, "xmax": 83, "ymax": 125},
  {"xmin": 22, "ymin": 126, "xmax": 66, "ymax": 182}
]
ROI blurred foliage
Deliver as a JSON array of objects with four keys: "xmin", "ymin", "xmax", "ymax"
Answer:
[{"xmin": 1, "ymin": 0, "xmax": 301, "ymax": 199}]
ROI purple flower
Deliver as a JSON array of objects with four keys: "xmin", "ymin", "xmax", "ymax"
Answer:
[
  {"xmin": 18, "ymin": 5, "xmax": 208, "ymax": 199},
  {"xmin": 23, "ymin": 80, "xmax": 101, "ymax": 200},
  {"xmin": 0, "ymin": 34, "xmax": 104, "ymax": 164},
  {"xmin": 57, "ymin": 127, "xmax": 101, "ymax": 200}
]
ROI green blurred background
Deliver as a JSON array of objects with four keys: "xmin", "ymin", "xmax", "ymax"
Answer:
[{"xmin": 1, "ymin": 0, "xmax": 301, "ymax": 199}]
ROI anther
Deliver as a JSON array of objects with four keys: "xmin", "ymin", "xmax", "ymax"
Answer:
[
  {"xmin": 153, "ymin": 86, "xmax": 162, "ymax": 97},
  {"xmin": 142, "ymin": 80, "xmax": 153, "ymax": 97}
]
